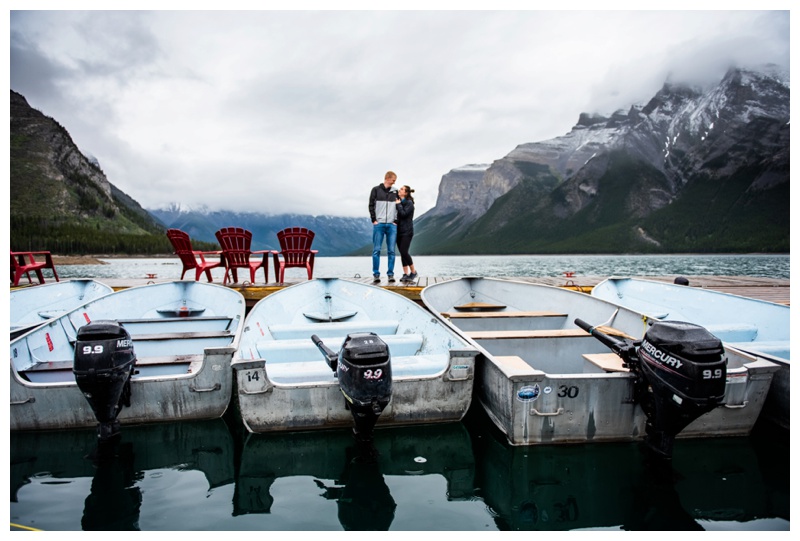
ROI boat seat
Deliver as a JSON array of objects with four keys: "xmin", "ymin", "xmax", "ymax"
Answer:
[
  {"xmin": 119, "ymin": 316, "xmax": 235, "ymax": 334},
  {"xmin": 453, "ymin": 302, "xmax": 507, "ymax": 311},
  {"xmin": 264, "ymin": 353, "xmax": 448, "ymax": 385},
  {"xmin": 442, "ymin": 310, "xmax": 566, "ymax": 319},
  {"xmin": 131, "ymin": 330, "xmax": 234, "ymax": 341},
  {"xmin": 704, "ymin": 323, "xmax": 759, "ymax": 342},
  {"xmin": 118, "ymin": 315, "xmax": 233, "ymax": 324},
  {"xmin": 444, "ymin": 310, "xmax": 570, "ymax": 332},
  {"xmin": 20, "ymin": 353, "xmax": 205, "ymax": 373},
  {"xmin": 582, "ymin": 353, "xmax": 629, "ymax": 373},
  {"xmin": 18, "ymin": 354, "xmax": 204, "ymax": 384},
  {"xmin": 135, "ymin": 354, "xmax": 205, "ymax": 367},
  {"xmin": 255, "ymin": 334, "xmax": 425, "ymax": 363},
  {"xmin": 266, "ymin": 319, "xmax": 400, "ymax": 340},
  {"xmin": 492, "ymin": 355, "xmax": 542, "ymax": 380},
  {"xmin": 466, "ymin": 329, "xmax": 591, "ymax": 340},
  {"xmin": 20, "ymin": 360, "xmax": 74, "ymax": 372},
  {"xmin": 133, "ymin": 355, "xmax": 203, "ymax": 378}
]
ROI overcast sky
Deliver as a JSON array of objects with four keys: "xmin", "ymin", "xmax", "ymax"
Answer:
[{"xmin": 7, "ymin": 4, "xmax": 791, "ymax": 218}]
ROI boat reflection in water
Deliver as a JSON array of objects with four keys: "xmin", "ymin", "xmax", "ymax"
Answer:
[
  {"xmin": 466, "ymin": 407, "xmax": 789, "ymax": 531},
  {"xmin": 9, "ymin": 410, "xmax": 788, "ymax": 530},
  {"xmin": 234, "ymin": 421, "xmax": 475, "ymax": 530},
  {"xmin": 10, "ymin": 419, "xmax": 235, "ymax": 531}
]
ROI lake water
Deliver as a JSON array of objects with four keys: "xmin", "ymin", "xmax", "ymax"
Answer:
[
  {"xmin": 51, "ymin": 253, "xmax": 790, "ymax": 281},
  {"xmin": 9, "ymin": 254, "xmax": 791, "ymax": 531},
  {"xmin": 9, "ymin": 407, "xmax": 790, "ymax": 532}
]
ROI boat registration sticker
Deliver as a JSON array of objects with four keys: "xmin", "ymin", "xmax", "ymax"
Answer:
[{"xmin": 517, "ymin": 384, "xmax": 540, "ymax": 402}]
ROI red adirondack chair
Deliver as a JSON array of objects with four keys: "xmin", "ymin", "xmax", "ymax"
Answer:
[
  {"xmin": 272, "ymin": 227, "xmax": 318, "ymax": 284},
  {"xmin": 215, "ymin": 227, "xmax": 271, "ymax": 285},
  {"xmin": 10, "ymin": 251, "xmax": 60, "ymax": 287},
  {"xmin": 166, "ymin": 229, "xmax": 225, "ymax": 282}
]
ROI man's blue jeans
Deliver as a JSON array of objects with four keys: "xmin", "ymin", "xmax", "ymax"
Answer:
[{"xmin": 372, "ymin": 222, "xmax": 397, "ymax": 276}]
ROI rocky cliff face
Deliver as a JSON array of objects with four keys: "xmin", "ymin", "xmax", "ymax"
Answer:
[
  {"xmin": 415, "ymin": 65, "xmax": 789, "ymax": 254},
  {"xmin": 11, "ymin": 90, "xmax": 115, "ymax": 216},
  {"xmin": 427, "ymin": 164, "xmax": 491, "ymax": 218},
  {"xmin": 10, "ymin": 90, "xmax": 164, "ymax": 253}
]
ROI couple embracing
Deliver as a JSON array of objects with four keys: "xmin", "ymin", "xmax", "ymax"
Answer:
[{"xmin": 368, "ymin": 170, "xmax": 417, "ymax": 284}]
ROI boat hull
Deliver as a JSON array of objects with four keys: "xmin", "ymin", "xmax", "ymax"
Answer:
[
  {"xmin": 234, "ymin": 350, "xmax": 476, "ymax": 433},
  {"xmin": 592, "ymin": 276, "xmax": 789, "ymax": 430},
  {"xmin": 233, "ymin": 278, "xmax": 478, "ymax": 433},
  {"xmin": 421, "ymin": 277, "xmax": 779, "ymax": 447},
  {"xmin": 10, "ymin": 281, "xmax": 245, "ymax": 431}
]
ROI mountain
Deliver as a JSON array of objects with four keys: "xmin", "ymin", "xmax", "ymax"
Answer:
[
  {"xmin": 10, "ymin": 90, "xmax": 170, "ymax": 254},
  {"xmin": 149, "ymin": 204, "xmax": 372, "ymax": 256},
  {"xmin": 414, "ymin": 65, "xmax": 790, "ymax": 254}
]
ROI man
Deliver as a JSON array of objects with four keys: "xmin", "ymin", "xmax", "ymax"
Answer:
[{"xmin": 368, "ymin": 171, "xmax": 398, "ymax": 283}]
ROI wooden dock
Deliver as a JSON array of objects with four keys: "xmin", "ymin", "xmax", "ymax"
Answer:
[{"xmin": 92, "ymin": 274, "xmax": 790, "ymax": 308}]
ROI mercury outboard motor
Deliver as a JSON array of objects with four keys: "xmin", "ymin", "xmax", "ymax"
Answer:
[
  {"xmin": 73, "ymin": 321, "xmax": 136, "ymax": 441},
  {"xmin": 312, "ymin": 332, "xmax": 392, "ymax": 442},
  {"xmin": 576, "ymin": 318, "xmax": 727, "ymax": 459}
]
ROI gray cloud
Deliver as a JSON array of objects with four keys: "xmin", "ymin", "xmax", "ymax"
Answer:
[{"xmin": 8, "ymin": 9, "xmax": 790, "ymax": 217}]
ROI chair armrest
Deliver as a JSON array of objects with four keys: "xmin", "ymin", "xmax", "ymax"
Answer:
[
  {"xmin": 252, "ymin": 250, "xmax": 273, "ymax": 262},
  {"xmin": 11, "ymin": 251, "xmax": 54, "ymax": 266}
]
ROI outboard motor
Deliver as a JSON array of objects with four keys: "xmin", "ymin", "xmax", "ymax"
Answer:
[
  {"xmin": 576, "ymin": 318, "xmax": 727, "ymax": 459},
  {"xmin": 312, "ymin": 332, "xmax": 392, "ymax": 442},
  {"xmin": 73, "ymin": 321, "xmax": 136, "ymax": 441}
]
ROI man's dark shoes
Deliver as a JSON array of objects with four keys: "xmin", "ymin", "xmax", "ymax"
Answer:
[
  {"xmin": 387, "ymin": 275, "xmax": 396, "ymax": 283},
  {"xmin": 373, "ymin": 274, "xmax": 380, "ymax": 283}
]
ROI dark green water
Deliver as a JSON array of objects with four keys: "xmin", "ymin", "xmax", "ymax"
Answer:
[{"xmin": 9, "ymin": 405, "xmax": 789, "ymax": 531}]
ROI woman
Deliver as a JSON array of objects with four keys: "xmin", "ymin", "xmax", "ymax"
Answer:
[{"xmin": 395, "ymin": 185, "xmax": 417, "ymax": 282}]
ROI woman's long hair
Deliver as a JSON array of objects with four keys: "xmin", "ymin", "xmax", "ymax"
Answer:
[{"xmin": 401, "ymin": 185, "xmax": 415, "ymax": 202}]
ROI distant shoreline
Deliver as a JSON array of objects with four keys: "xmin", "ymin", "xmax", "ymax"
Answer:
[
  {"xmin": 51, "ymin": 255, "xmax": 108, "ymax": 265},
  {"xmin": 51, "ymin": 255, "xmax": 172, "ymax": 265}
]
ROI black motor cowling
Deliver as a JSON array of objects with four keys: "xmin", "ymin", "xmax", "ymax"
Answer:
[
  {"xmin": 636, "ymin": 321, "xmax": 727, "ymax": 458},
  {"xmin": 576, "ymin": 318, "xmax": 727, "ymax": 459},
  {"xmin": 312, "ymin": 332, "xmax": 392, "ymax": 441},
  {"xmin": 73, "ymin": 321, "xmax": 136, "ymax": 441}
]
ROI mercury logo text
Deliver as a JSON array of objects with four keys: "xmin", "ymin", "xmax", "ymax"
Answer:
[{"xmin": 641, "ymin": 339, "xmax": 683, "ymax": 369}]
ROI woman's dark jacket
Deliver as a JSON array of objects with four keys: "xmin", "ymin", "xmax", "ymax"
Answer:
[{"xmin": 396, "ymin": 199, "xmax": 414, "ymax": 236}]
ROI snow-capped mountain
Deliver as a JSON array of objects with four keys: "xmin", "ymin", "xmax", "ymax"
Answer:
[
  {"xmin": 414, "ymin": 65, "xmax": 789, "ymax": 254},
  {"xmin": 149, "ymin": 205, "xmax": 372, "ymax": 256}
]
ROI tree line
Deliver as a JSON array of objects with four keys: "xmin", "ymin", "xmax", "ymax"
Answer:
[{"xmin": 10, "ymin": 217, "xmax": 219, "ymax": 255}]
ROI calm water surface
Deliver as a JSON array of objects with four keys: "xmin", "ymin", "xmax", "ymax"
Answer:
[
  {"xmin": 51, "ymin": 254, "xmax": 790, "ymax": 281},
  {"xmin": 10, "ymin": 254, "xmax": 791, "ymax": 531},
  {"xmin": 9, "ymin": 407, "xmax": 789, "ymax": 531}
]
